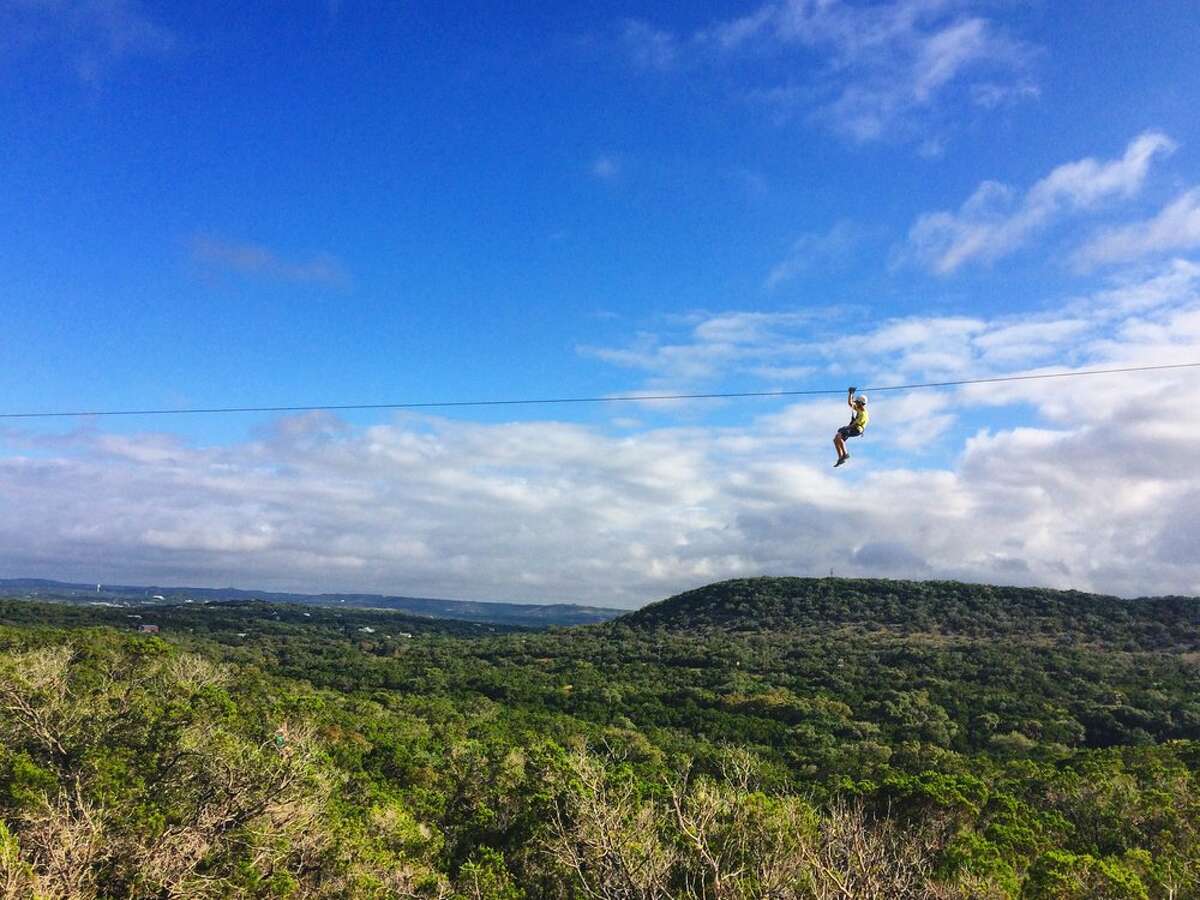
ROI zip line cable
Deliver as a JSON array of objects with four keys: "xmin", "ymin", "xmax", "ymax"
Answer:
[{"xmin": 2, "ymin": 361, "xmax": 1198, "ymax": 420}]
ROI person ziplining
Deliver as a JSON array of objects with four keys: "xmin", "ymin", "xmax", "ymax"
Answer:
[
  {"xmin": 833, "ymin": 387, "xmax": 868, "ymax": 468},
  {"xmin": 0, "ymin": 363, "xmax": 1196, "ymax": 421},
  {"xmin": 4, "ymin": 363, "xmax": 1200, "ymax": 472}
]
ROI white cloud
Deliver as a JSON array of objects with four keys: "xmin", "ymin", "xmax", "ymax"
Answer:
[
  {"xmin": 578, "ymin": 312, "xmax": 823, "ymax": 385},
  {"xmin": 4, "ymin": 362, "xmax": 1199, "ymax": 604},
  {"xmin": 692, "ymin": 311, "xmax": 814, "ymax": 344},
  {"xmin": 905, "ymin": 131, "xmax": 1176, "ymax": 274},
  {"xmin": 580, "ymin": 259, "xmax": 1200, "ymax": 409},
  {"xmin": 970, "ymin": 79, "xmax": 1039, "ymax": 109},
  {"xmin": 620, "ymin": 19, "xmax": 678, "ymax": 71},
  {"xmin": 1070, "ymin": 257, "xmax": 1200, "ymax": 317},
  {"xmin": 190, "ymin": 235, "xmax": 349, "ymax": 287},
  {"xmin": 5, "ymin": 263, "xmax": 1200, "ymax": 607},
  {"xmin": 1074, "ymin": 187, "xmax": 1200, "ymax": 270},
  {"xmin": 853, "ymin": 315, "xmax": 984, "ymax": 357},
  {"xmin": 766, "ymin": 220, "xmax": 862, "ymax": 288},
  {"xmin": 1028, "ymin": 131, "xmax": 1175, "ymax": 207},
  {"xmin": 972, "ymin": 319, "xmax": 1092, "ymax": 366},
  {"xmin": 626, "ymin": 0, "xmax": 1038, "ymax": 145}
]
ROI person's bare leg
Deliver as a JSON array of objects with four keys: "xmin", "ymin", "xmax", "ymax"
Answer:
[{"xmin": 833, "ymin": 434, "xmax": 845, "ymax": 459}]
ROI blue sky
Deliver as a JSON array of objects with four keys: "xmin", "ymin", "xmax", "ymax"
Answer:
[{"xmin": 2, "ymin": 1, "xmax": 1200, "ymax": 605}]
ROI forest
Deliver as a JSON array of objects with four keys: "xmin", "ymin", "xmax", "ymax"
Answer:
[{"xmin": 1, "ymin": 577, "xmax": 1198, "ymax": 898}]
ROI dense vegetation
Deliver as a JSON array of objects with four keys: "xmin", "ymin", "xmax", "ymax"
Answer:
[{"xmin": 1, "ymin": 577, "xmax": 1198, "ymax": 898}]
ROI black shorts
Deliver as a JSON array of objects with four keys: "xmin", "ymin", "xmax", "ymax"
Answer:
[{"xmin": 837, "ymin": 425, "xmax": 863, "ymax": 440}]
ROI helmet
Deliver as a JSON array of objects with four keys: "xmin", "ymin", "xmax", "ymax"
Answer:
[{"xmin": 855, "ymin": 395, "xmax": 868, "ymax": 405}]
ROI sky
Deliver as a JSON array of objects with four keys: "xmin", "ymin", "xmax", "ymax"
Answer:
[{"xmin": 2, "ymin": 0, "xmax": 1200, "ymax": 607}]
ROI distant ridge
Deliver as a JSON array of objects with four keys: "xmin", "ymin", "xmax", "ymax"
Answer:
[
  {"xmin": 0, "ymin": 577, "xmax": 622, "ymax": 628},
  {"xmin": 615, "ymin": 576, "xmax": 1200, "ymax": 645}
]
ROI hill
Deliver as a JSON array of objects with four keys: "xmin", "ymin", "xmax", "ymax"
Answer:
[
  {"xmin": 3, "ymin": 576, "xmax": 1200, "ymax": 897},
  {"xmin": 0, "ymin": 576, "xmax": 622, "ymax": 627},
  {"xmin": 616, "ymin": 576, "xmax": 1200, "ymax": 649},
  {"xmin": 0, "ymin": 595, "xmax": 516, "ymax": 643}
]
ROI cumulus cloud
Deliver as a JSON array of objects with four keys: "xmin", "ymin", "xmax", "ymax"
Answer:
[
  {"xmin": 1074, "ymin": 187, "xmax": 1200, "ymax": 270},
  {"xmin": 578, "ymin": 312, "xmax": 825, "ymax": 386},
  {"xmin": 1071, "ymin": 258, "xmax": 1200, "ymax": 318},
  {"xmin": 970, "ymin": 319, "xmax": 1092, "ymax": 366},
  {"xmin": 5, "ymin": 261, "xmax": 1200, "ymax": 606},
  {"xmin": 623, "ymin": 0, "xmax": 1038, "ymax": 145},
  {"xmin": 190, "ymin": 235, "xmax": 349, "ymax": 287},
  {"xmin": 905, "ymin": 131, "xmax": 1176, "ymax": 274},
  {"xmin": 583, "ymin": 259, "xmax": 1200, "ymax": 414},
  {"xmin": 580, "ymin": 302, "xmax": 1111, "ymax": 394}
]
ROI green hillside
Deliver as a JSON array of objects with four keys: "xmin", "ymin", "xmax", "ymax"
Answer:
[
  {"xmin": 2, "ymin": 578, "xmax": 1199, "ymax": 898},
  {"xmin": 0, "ymin": 577, "xmax": 622, "ymax": 627},
  {"xmin": 620, "ymin": 576, "xmax": 1200, "ymax": 647}
]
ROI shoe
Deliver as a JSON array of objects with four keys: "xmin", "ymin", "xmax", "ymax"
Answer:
[
  {"xmin": 842, "ymin": 452, "xmax": 850, "ymax": 461},
  {"xmin": 834, "ymin": 457, "xmax": 846, "ymax": 467}
]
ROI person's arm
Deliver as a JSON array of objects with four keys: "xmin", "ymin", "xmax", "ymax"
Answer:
[{"xmin": 847, "ymin": 387, "xmax": 856, "ymax": 409}]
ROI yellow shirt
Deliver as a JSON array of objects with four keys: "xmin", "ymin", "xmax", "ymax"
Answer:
[{"xmin": 852, "ymin": 407, "xmax": 869, "ymax": 430}]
